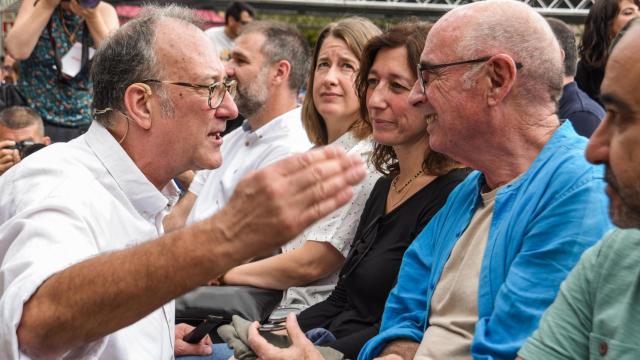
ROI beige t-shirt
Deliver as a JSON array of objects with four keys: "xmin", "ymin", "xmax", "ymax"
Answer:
[{"xmin": 414, "ymin": 186, "xmax": 498, "ymax": 360}]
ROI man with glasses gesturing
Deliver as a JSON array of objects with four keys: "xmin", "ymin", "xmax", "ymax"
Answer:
[{"xmin": 0, "ymin": 5, "xmax": 367, "ymax": 360}]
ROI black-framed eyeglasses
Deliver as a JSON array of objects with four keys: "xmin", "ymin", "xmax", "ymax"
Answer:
[
  {"xmin": 139, "ymin": 79, "xmax": 237, "ymax": 109},
  {"xmin": 416, "ymin": 56, "xmax": 523, "ymax": 94}
]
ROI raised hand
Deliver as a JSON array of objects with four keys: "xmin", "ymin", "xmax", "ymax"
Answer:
[
  {"xmin": 215, "ymin": 145, "xmax": 367, "ymax": 259},
  {"xmin": 0, "ymin": 140, "xmax": 20, "ymax": 175}
]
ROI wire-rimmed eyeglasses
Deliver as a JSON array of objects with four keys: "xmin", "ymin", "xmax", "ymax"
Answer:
[
  {"xmin": 139, "ymin": 79, "xmax": 238, "ymax": 109},
  {"xmin": 416, "ymin": 56, "xmax": 523, "ymax": 94}
]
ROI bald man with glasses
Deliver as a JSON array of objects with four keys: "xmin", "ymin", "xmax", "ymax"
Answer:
[{"xmin": 358, "ymin": 2, "xmax": 612, "ymax": 359}]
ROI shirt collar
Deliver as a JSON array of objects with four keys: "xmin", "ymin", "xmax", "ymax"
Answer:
[
  {"xmin": 331, "ymin": 130, "xmax": 360, "ymax": 152},
  {"xmin": 474, "ymin": 120, "xmax": 579, "ymax": 197},
  {"xmin": 243, "ymin": 107, "xmax": 302, "ymax": 146},
  {"xmin": 84, "ymin": 122, "xmax": 180, "ymax": 218}
]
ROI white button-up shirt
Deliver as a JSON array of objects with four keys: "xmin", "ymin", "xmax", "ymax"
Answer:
[
  {"xmin": 187, "ymin": 107, "xmax": 313, "ymax": 223},
  {"xmin": 0, "ymin": 122, "xmax": 180, "ymax": 359},
  {"xmin": 280, "ymin": 132, "xmax": 379, "ymax": 308}
]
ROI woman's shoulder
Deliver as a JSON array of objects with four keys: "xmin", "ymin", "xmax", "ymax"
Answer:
[{"xmin": 368, "ymin": 176, "xmax": 392, "ymax": 198}]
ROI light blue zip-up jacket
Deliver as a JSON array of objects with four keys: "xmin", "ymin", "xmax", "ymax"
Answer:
[{"xmin": 359, "ymin": 122, "xmax": 612, "ymax": 360}]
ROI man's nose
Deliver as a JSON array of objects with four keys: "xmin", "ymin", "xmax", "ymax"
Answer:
[
  {"xmin": 225, "ymin": 63, "xmax": 235, "ymax": 78},
  {"xmin": 585, "ymin": 115, "xmax": 610, "ymax": 165},
  {"xmin": 408, "ymin": 79, "xmax": 426, "ymax": 107}
]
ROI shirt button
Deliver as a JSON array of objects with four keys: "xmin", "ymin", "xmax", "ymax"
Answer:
[{"xmin": 599, "ymin": 341, "xmax": 608, "ymax": 356}]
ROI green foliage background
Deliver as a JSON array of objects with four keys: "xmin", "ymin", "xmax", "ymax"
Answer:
[{"xmin": 259, "ymin": 13, "xmax": 410, "ymax": 48}]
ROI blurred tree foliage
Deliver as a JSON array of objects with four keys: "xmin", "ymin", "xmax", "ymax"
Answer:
[{"xmin": 259, "ymin": 13, "xmax": 411, "ymax": 47}]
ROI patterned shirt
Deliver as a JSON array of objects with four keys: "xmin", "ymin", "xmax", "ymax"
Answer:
[
  {"xmin": 280, "ymin": 132, "xmax": 379, "ymax": 309},
  {"xmin": 17, "ymin": 8, "xmax": 93, "ymax": 127}
]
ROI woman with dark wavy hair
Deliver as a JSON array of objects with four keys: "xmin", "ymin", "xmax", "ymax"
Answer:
[
  {"xmin": 576, "ymin": 0, "xmax": 639, "ymax": 104},
  {"xmin": 213, "ymin": 21, "xmax": 467, "ymax": 360},
  {"xmin": 287, "ymin": 21, "xmax": 468, "ymax": 359}
]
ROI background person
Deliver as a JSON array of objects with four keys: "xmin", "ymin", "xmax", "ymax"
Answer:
[
  {"xmin": 216, "ymin": 17, "xmax": 381, "ymax": 311},
  {"xmin": 576, "ymin": 0, "xmax": 639, "ymax": 105},
  {"xmin": 547, "ymin": 17, "xmax": 605, "ymax": 138},
  {"xmin": 0, "ymin": 106, "xmax": 51, "ymax": 175},
  {"xmin": 205, "ymin": 1, "xmax": 255, "ymax": 62},
  {"xmin": 0, "ymin": 55, "xmax": 19, "ymax": 85},
  {"xmin": 4, "ymin": 0, "xmax": 119, "ymax": 142}
]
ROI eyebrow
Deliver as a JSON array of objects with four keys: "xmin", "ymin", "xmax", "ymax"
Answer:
[
  {"xmin": 318, "ymin": 53, "xmax": 358, "ymax": 63},
  {"xmin": 600, "ymin": 93, "xmax": 633, "ymax": 115},
  {"xmin": 231, "ymin": 50, "xmax": 249, "ymax": 62},
  {"xmin": 337, "ymin": 55, "xmax": 357, "ymax": 63},
  {"xmin": 368, "ymin": 69, "xmax": 414, "ymax": 83},
  {"xmin": 205, "ymin": 72, "xmax": 223, "ymax": 83}
]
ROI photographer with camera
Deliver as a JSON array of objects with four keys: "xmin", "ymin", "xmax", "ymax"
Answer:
[
  {"xmin": 4, "ymin": 0, "xmax": 118, "ymax": 143},
  {"xmin": 0, "ymin": 106, "xmax": 51, "ymax": 175},
  {"xmin": 0, "ymin": 106, "xmax": 50, "ymax": 175}
]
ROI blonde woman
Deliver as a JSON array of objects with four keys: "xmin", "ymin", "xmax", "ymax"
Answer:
[{"xmin": 220, "ymin": 18, "xmax": 381, "ymax": 310}]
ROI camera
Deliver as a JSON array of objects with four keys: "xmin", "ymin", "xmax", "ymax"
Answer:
[
  {"xmin": 78, "ymin": 0, "xmax": 100, "ymax": 8},
  {"xmin": 2, "ymin": 140, "xmax": 45, "ymax": 159},
  {"xmin": 59, "ymin": 0, "xmax": 100, "ymax": 8}
]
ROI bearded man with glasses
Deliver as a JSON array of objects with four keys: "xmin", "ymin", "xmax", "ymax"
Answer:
[{"xmin": 0, "ymin": 5, "xmax": 367, "ymax": 359}]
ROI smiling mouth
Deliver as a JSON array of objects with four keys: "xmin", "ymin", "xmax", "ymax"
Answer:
[
  {"xmin": 426, "ymin": 114, "xmax": 438, "ymax": 125},
  {"xmin": 208, "ymin": 132, "xmax": 222, "ymax": 140}
]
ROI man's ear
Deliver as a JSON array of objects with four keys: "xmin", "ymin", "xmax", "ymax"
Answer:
[
  {"xmin": 42, "ymin": 136, "xmax": 51, "ymax": 146},
  {"xmin": 272, "ymin": 60, "xmax": 291, "ymax": 87},
  {"xmin": 485, "ymin": 54, "xmax": 518, "ymax": 106},
  {"xmin": 123, "ymin": 83, "xmax": 154, "ymax": 130}
]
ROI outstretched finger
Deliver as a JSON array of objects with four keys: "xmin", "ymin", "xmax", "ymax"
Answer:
[
  {"xmin": 273, "ymin": 146, "xmax": 365, "ymax": 193},
  {"xmin": 0, "ymin": 139, "xmax": 15, "ymax": 149},
  {"xmin": 272, "ymin": 146, "xmax": 348, "ymax": 176},
  {"xmin": 293, "ymin": 164, "xmax": 366, "ymax": 228},
  {"xmin": 284, "ymin": 153, "xmax": 366, "ymax": 200}
]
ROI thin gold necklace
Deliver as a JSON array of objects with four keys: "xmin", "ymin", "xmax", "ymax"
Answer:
[{"xmin": 391, "ymin": 170, "xmax": 423, "ymax": 194}]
